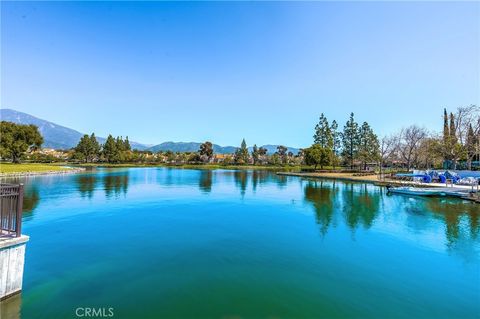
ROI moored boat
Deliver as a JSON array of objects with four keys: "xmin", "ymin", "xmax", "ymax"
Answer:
[{"xmin": 386, "ymin": 186, "xmax": 445, "ymax": 197}]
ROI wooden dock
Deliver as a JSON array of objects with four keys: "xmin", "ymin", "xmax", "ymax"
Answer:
[{"xmin": 277, "ymin": 172, "xmax": 480, "ymax": 203}]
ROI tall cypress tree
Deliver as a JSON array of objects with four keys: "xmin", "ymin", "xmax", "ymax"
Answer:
[
  {"xmin": 341, "ymin": 113, "xmax": 360, "ymax": 169},
  {"xmin": 442, "ymin": 109, "xmax": 453, "ymax": 165},
  {"xmin": 449, "ymin": 112, "xmax": 457, "ymax": 143},
  {"xmin": 443, "ymin": 108, "xmax": 449, "ymax": 142}
]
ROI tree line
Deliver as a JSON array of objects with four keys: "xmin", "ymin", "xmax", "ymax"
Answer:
[
  {"xmin": 72, "ymin": 134, "xmax": 131, "ymax": 163},
  {"xmin": 303, "ymin": 105, "xmax": 479, "ymax": 171},
  {"xmin": 1, "ymin": 105, "xmax": 478, "ymax": 170},
  {"xmin": 304, "ymin": 113, "xmax": 379, "ymax": 170}
]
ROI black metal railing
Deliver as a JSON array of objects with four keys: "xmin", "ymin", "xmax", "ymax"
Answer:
[{"xmin": 0, "ymin": 183, "xmax": 24, "ymax": 238}]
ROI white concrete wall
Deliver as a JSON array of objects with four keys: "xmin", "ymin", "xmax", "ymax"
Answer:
[{"xmin": 0, "ymin": 236, "xmax": 29, "ymax": 300}]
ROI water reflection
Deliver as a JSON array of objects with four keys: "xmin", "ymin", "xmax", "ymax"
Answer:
[
  {"xmin": 251, "ymin": 170, "xmax": 270, "ymax": 192},
  {"xmin": 341, "ymin": 183, "xmax": 381, "ymax": 231},
  {"xmin": 234, "ymin": 170, "xmax": 248, "ymax": 196},
  {"xmin": 303, "ymin": 178, "xmax": 479, "ymax": 255},
  {"xmin": 75, "ymin": 174, "xmax": 98, "ymax": 198},
  {"xmin": 420, "ymin": 198, "xmax": 479, "ymax": 247},
  {"xmin": 304, "ymin": 181, "xmax": 337, "ymax": 235},
  {"xmin": 22, "ymin": 185, "xmax": 40, "ymax": 221},
  {"xmin": 103, "ymin": 172, "xmax": 129, "ymax": 198},
  {"xmin": 276, "ymin": 174, "xmax": 288, "ymax": 188},
  {"xmin": 198, "ymin": 170, "xmax": 212, "ymax": 193},
  {"xmin": 10, "ymin": 169, "xmax": 480, "ymax": 259}
]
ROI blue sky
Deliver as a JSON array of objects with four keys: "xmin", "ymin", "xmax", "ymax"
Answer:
[{"xmin": 1, "ymin": 1, "xmax": 479, "ymax": 147}]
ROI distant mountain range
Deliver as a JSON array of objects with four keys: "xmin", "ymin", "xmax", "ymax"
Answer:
[
  {"xmin": 148, "ymin": 142, "xmax": 238, "ymax": 154},
  {"xmin": 0, "ymin": 108, "xmax": 149, "ymax": 150},
  {"xmin": 0, "ymin": 108, "xmax": 300, "ymax": 154}
]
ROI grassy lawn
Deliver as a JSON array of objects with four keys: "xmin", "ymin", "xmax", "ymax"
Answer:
[{"xmin": 0, "ymin": 162, "xmax": 75, "ymax": 174}]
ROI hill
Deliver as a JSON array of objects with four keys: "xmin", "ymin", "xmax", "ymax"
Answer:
[
  {"xmin": 0, "ymin": 109, "xmax": 148, "ymax": 150},
  {"xmin": 0, "ymin": 109, "xmax": 301, "ymax": 154},
  {"xmin": 148, "ymin": 142, "xmax": 300, "ymax": 155}
]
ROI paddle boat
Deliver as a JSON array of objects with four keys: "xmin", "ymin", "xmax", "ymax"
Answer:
[{"xmin": 386, "ymin": 186, "xmax": 445, "ymax": 197}]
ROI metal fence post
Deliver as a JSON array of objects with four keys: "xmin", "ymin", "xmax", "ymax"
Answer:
[{"xmin": 15, "ymin": 184, "xmax": 24, "ymax": 237}]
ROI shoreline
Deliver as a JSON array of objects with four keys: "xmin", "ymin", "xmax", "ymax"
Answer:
[
  {"xmin": 277, "ymin": 171, "xmax": 387, "ymax": 185},
  {"xmin": 277, "ymin": 171, "xmax": 480, "ymax": 189},
  {"xmin": 0, "ymin": 167, "xmax": 85, "ymax": 178},
  {"xmin": 277, "ymin": 172, "xmax": 480, "ymax": 203},
  {"xmin": 0, "ymin": 163, "xmax": 300, "ymax": 177},
  {"xmin": 74, "ymin": 163, "xmax": 303, "ymax": 171}
]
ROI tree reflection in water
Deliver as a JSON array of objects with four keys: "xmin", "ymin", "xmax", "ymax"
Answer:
[
  {"xmin": 234, "ymin": 170, "xmax": 248, "ymax": 197},
  {"xmin": 76, "ymin": 174, "xmax": 98, "ymax": 198},
  {"xmin": 304, "ymin": 181, "xmax": 337, "ymax": 235},
  {"xmin": 22, "ymin": 185, "xmax": 40, "ymax": 221},
  {"xmin": 104, "ymin": 172, "xmax": 129, "ymax": 198},
  {"xmin": 425, "ymin": 198, "xmax": 479, "ymax": 245},
  {"xmin": 341, "ymin": 183, "xmax": 381, "ymax": 231},
  {"xmin": 276, "ymin": 174, "xmax": 288, "ymax": 188},
  {"xmin": 251, "ymin": 170, "xmax": 269, "ymax": 192},
  {"xmin": 198, "ymin": 170, "xmax": 213, "ymax": 193},
  {"xmin": 304, "ymin": 181, "xmax": 383, "ymax": 235}
]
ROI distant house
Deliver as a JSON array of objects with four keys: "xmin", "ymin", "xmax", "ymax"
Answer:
[{"xmin": 33, "ymin": 148, "xmax": 69, "ymax": 160}]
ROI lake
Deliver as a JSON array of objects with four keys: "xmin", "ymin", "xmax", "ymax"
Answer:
[{"xmin": 1, "ymin": 167, "xmax": 479, "ymax": 318}]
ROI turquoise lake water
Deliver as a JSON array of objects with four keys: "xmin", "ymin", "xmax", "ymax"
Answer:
[{"xmin": 1, "ymin": 168, "xmax": 479, "ymax": 319}]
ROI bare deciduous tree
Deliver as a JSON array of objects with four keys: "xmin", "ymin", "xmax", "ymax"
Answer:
[
  {"xmin": 379, "ymin": 135, "xmax": 399, "ymax": 174},
  {"xmin": 399, "ymin": 125, "xmax": 428, "ymax": 171},
  {"xmin": 454, "ymin": 104, "xmax": 479, "ymax": 145}
]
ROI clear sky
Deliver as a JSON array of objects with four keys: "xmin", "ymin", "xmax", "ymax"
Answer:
[{"xmin": 1, "ymin": 1, "xmax": 479, "ymax": 147}]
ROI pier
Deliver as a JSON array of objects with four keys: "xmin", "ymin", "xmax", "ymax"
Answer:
[{"xmin": 0, "ymin": 184, "xmax": 28, "ymax": 301}]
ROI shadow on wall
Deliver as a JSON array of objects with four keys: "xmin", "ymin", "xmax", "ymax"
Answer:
[{"xmin": 0, "ymin": 292, "xmax": 21, "ymax": 319}]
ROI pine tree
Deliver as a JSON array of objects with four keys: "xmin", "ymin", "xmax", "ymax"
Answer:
[
  {"xmin": 103, "ymin": 135, "xmax": 119, "ymax": 163},
  {"xmin": 124, "ymin": 136, "xmax": 131, "ymax": 151},
  {"xmin": 330, "ymin": 120, "xmax": 340, "ymax": 169},
  {"xmin": 116, "ymin": 136, "xmax": 125, "ymax": 152},
  {"xmin": 75, "ymin": 134, "xmax": 99, "ymax": 163},
  {"xmin": 358, "ymin": 122, "xmax": 380, "ymax": 170},
  {"xmin": 341, "ymin": 113, "xmax": 360, "ymax": 169},
  {"xmin": 235, "ymin": 139, "xmax": 249, "ymax": 164},
  {"xmin": 90, "ymin": 133, "xmax": 100, "ymax": 162},
  {"xmin": 75, "ymin": 135, "xmax": 91, "ymax": 162},
  {"xmin": 314, "ymin": 113, "xmax": 333, "ymax": 148}
]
